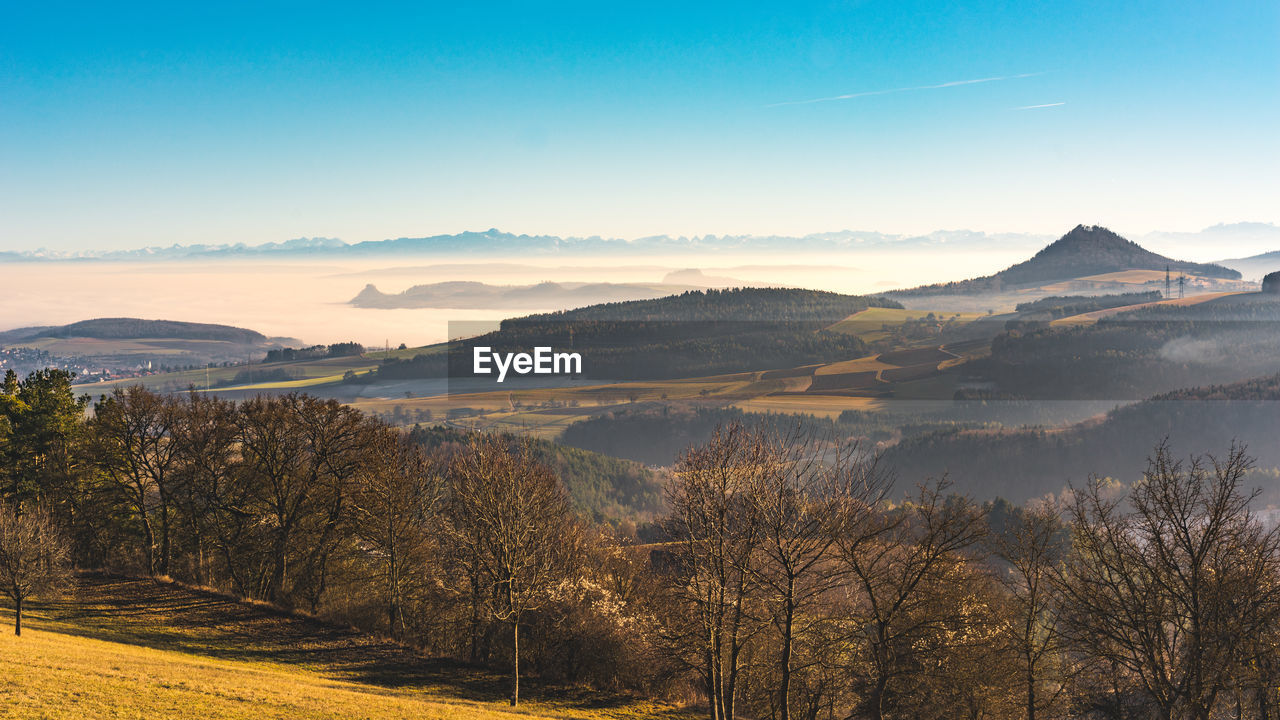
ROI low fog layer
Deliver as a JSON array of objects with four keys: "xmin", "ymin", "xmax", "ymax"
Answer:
[{"xmin": 0, "ymin": 247, "xmax": 1027, "ymax": 346}]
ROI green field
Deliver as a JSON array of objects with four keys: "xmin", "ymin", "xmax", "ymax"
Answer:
[{"xmin": 0, "ymin": 576, "xmax": 687, "ymax": 720}]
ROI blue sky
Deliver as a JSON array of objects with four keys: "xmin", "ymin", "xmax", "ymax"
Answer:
[{"xmin": 1, "ymin": 1, "xmax": 1276, "ymax": 250}]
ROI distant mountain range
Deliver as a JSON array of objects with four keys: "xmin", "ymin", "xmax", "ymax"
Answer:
[
  {"xmin": 893, "ymin": 225, "xmax": 1241, "ymax": 296},
  {"xmin": 2, "ymin": 223, "xmax": 1274, "ymax": 261},
  {"xmin": 1, "ymin": 229, "xmax": 1049, "ymax": 260}
]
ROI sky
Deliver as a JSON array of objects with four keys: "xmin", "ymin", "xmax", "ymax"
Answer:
[{"xmin": 1, "ymin": 1, "xmax": 1277, "ymax": 251}]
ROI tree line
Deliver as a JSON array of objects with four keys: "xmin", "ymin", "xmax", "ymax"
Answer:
[
  {"xmin": 515, "ymin": 287, "xmax": 902, "ymax": 324},
  {"xmin": 1013, "ymin": 292, "xmax": 1164, "ymax": 318},
  {"xmin": 263, "ymin": 341, "xmax": 365, "ymax": 363},
  {"xmin": 884, "ymin": 372, "xmax": 1280, "ymax": 505},
  {"xmin": 966, "ymin": 295, "xmax": 1280, "ymax": 401},
  {"xmin": 1, "ymin": 368, "xmax": 1278, "ymax": 718}
]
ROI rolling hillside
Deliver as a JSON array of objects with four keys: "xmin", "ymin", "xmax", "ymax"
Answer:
[
  {"xmin": 0, "ymin": 318, "xmax": 303, "ymax": 375},
  {"xmin": 880, "ymin": 373, "xmax": 1280, "ymax": 504},
  {"xmin": 0, "ymin": 318, "xmax": 273, "ymax": 345}
]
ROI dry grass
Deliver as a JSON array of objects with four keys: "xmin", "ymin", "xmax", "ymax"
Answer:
[
  {"xmin": 0, "ymin": 626, "xmax": 539, "ymax": 720},
  {"xmin": 0, "ymin": 575, "xmax": 690, "ymax": 720},
  {"xmin": 812, "ymin": 354, "xmax": 893, "ymax": 376},
  {"xmin": 732, "ymin": 395, "xmax": 887, "ymax": 417},
  {"xmin": 826, "ymin": 307, "xmax": 982, "ymax": 341}
]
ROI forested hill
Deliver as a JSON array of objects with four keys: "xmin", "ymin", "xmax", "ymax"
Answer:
[
  {"xmin": 405, "ymin": 424, "xmax": 663, "ymax": 523},
  {"xmin": 510, "ymin": 287, "xmax": 901, "ymax": 325},
  {"xmin": 0, "ymin": 318, "xmax": 269, "ymax": 345},
  {"xmin": 376, "ymin": 289, "xmax": 900, "ymax": 382},
  {"xmin": 895, "ymin": 225, "xmax": 1240, "ymax": 295},
  {"xmin": 431, "ymin": 288, "xmax": 896, "ymax": 381},
  {"xmin": 962, "ymin": 291, "xmax": 1280, "ymax": 400},
  {"xmin": 879, "ymin": 373, "xmax": 1280, "ymax": 504}
]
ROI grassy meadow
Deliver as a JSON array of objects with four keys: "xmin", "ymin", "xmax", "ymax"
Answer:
[{"xmin": 0, "ymin": 576, "xmax": 689, "ymax": 720}]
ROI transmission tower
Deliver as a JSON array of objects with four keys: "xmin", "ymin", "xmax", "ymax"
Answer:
[
  {"xmin": 1165, "ymin": 265, "xmax": 1171, "ymax": 299},
  {"xmin": 1177, "ymin": 273, "xmax": 1186, "ymax": 299}
]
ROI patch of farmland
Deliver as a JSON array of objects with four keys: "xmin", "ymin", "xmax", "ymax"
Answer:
[
  {"xmin": 878, "ymin": 346, "xmax": 958, "ymax": 366},
  {"xmin": 813, "ymin": 354, "xmax": 893, "ymax": 376},
  {"xmin": 759, "ymin": 364, "xmax": 822, "ymax": 380},
  {"xmin": 807, "ymin": 370, "xmax": 882, "ymax": 392},
  {"xmin": 826, "ymin": 307, "xmax": 981, "ymax": 339},
  {"xmin": 880, "ymin": 363, "xmax": 944, "ymax": 383}
]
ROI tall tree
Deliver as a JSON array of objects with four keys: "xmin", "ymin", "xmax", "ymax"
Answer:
[
  {"xmin": 170, "ymin": 391, "xmax": 244, "ymax": 588},
  {"xmin": 291, "ymin": 396, "xmax": 372, "ymax": 612},
  {"xmin": 236, "ymin": 394, "xmax": 369, "ymax": 607},
  {"xmin": 0, "ymin": 369, "xmax": 88, "ymax": 513},
  {"xmin": 236, "ymin": 394, "xmax": 311, "ymax": 603},
  {"xmin": 351, "ymin": 425, "xmax": 442, "ymax": 638},
  {"xmin": 447, "ymin": 435, "xmax": 576, "ymax": 707},
  {"xmin": 742, "ymin": 428, "xmax": 889, "ymax": 720},
  {"xmin": 990, "ymin": 501, "xmax": 1073, "ymax": 720},
  {"xmin": 833, "ymin": 480, "xmax": 988, "ymax": 720},
  {"xmin": 91, "ymin": 386, "xmax": 181, "ymax": 576},
  {"xmin": 662, "ymin": 424, "xmax": 766, "ymax": 720}
]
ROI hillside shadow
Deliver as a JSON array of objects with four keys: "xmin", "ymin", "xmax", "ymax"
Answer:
[{"xmin": 28, "ymin": 574, "xmax": 615, "ymax": 707}]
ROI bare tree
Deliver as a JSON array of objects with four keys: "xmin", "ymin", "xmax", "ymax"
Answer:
[
  {"xmin": 447, "ymin": 435, "xmax": 576, "ymax": 706},
  {"xmin": 990, "ymin": 501, "xmax": 1073, "ymax": 720},
  {"xmin": 236, "ymin": 394, "xmax": 370, "ymax": 607},
  {"xmin": 170, "ymin": 391, "xmax": 251, "ymax": 592},
  {"xmin": 1236, "ymin": 611, "xmax": 1280, "ymax": 719},
  {"xmin": 662, "ymin": 424, "xmax": 766, "ymax": 720},
  {"xmin": 91, "ymin": 386, "xmax": 181, "ymax": 576},
  {"xmin": 1058, "ymin": 443, "xmax": 1280, "ymax": 720},
  {"xmin": 743, "ymin": 427, "xmax": 890, "ymax": 720},
  {"xmin": 833, "ymin": 480, "xmax": 988, "ymax": 720},
  {"xmin": 351, "ymin": 425, "xmax": 442, "ymax": 638},
  {"xmin": 236, "ymin": 394, "xmax": 310, "ymax": 603},
  {"xmin": 0, "ymin": 501, "xmax": 71, "ymax": 635},
  {"xmin": 291, "ymin": 396, "xmax": 374, "ymax": 613}
]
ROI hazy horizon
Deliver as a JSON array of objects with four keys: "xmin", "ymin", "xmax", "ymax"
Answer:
[{"xmin": 0, "ymin": 247, "xmax": 1027, "ymax": 346}]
